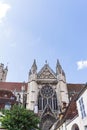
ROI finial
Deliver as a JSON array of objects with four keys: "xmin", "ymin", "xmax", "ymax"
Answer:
[
  {"xmin": 56, "ymin": 59, "xmax": 62, "ymax": 74},
  {"xmin": 33, "ymin": 59, "xmax": 36, "ymax": 64},
  {"xmin": 31, "ymin": 59, "xmax": 37, "ymax": 74},
  {"xmin": 56, "ymin": 59, "xmax": 60, "ymax": 66},
  {"xmin": 32, "ymin": 59, "xmax": 37, "ymax": 68}
]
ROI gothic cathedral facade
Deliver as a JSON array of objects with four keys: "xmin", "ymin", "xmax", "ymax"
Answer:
[
  {"xmin": 26, "ymin": 60, "xmax": 69, "ymax": 130},
  {"xmin": 0, "ymin": 60, "xmax": 82, "ymax": 130}
]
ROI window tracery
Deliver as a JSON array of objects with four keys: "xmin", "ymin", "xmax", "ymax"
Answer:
[
  {"xmin": 38, "ymin": 85, "xmax": 58, "ymax": 111},
  {"xmin": 38, "ymin": 94, "xmax": 42, "ymax": 110}
]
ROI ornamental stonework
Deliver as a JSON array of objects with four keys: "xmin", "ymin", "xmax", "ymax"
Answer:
[{"xmin": 38, "ymin": 68, "xmax": 55, "ymax": 79}]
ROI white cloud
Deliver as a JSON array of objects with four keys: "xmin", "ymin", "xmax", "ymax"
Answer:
[
  {"xmin": 77, "ymin": 60, "xmax": 87, "ymax": 70},
  {"xmin": 0, "ymin": 2, "xmax": 11, "ymax": 23}
]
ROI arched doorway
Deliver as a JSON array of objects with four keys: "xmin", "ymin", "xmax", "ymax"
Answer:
[{"xmin": 71, "ymin": 124, "xmax": 80, "ymax": 130}]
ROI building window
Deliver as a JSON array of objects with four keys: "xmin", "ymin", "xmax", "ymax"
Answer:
[
  {"xmin": 48, "ymin": 98, "xmax": 52, "ymax": 108},
  {"xmin": 79, "ymin": 97, "xmax": 86, "ymax": 119},
  {"xmin": 71, "ymin": 124, "xmax": 79, "ymax": 130},
  {"xmin": 43, "ymin": 98, "xmax": 47, "ymax": 109},
  {"xmin": 38, "ymin": 86, "xmax": 58, "ymax": 111},
  {"xmin": 53, "ymin": 93, "xmax": 58, "ymax": 110},
  {"xmin": 38, "ymin": 95, "xmax": 42, "ymax": 110}
]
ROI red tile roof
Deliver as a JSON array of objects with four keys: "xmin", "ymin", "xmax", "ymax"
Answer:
[
  {"xmin": 63, "ymin": 95, "xmax": 78, "ymax": 120},
  {"xmin": 56, "ymin": 95, "xmax": 78, "ymax": 129},
  {"xmin": 0, "ymin": 82, "xmax": 28, "ymax": 92},
  {"xmin": 0, "ymin": 82, "xmax": 84, "ymax": 98},
  {"xmin": 67, "ymin": 84, "xmax": 84, "ymax": 98}
]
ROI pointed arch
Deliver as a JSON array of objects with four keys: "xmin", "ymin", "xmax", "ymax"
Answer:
[
  {"xmin": 38, "ymin": 85, "xmax": 58, "ymax": 112},
  {"xmin": 38, "ymin": 92, "xmax": 42, "ymax": 110},
  {"xmin": 53, "ymin": 92, "xmax": 58, "ymax": 110},
  {"xmin": 71, "ymin": 124, "xmax": 80, "ymax": 130}
]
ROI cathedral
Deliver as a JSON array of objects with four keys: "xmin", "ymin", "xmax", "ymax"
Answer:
[{"xmin": 0, "ymin": 60, "xmax": 84, "ymax": 130}]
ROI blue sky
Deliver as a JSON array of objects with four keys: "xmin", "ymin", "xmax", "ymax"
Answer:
[{"xmin": 0, "ymin": 0, "xmax": 87, "ymax": 83}]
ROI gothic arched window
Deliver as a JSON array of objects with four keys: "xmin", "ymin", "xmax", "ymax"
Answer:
[
  {"xmin": 53, "ymin": 92, "xmax": 58, "ymax": 110},
  {"xmin": 38, "ymin": 86, "xmax": 58, "ymax": 111},
  {"xmin": 43, "ymin": 98, "xmax": 47, "ymax": 109},
  {"xmin": 38, "ymin": 94, "xmax": 42, "ymax": 110},
  {"xmin": 48, "ymin": 98, "xmax": 52, "ymax": 108}
]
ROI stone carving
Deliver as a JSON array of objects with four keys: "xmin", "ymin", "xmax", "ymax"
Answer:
[{"xmin": 38, "ymin": 67, "xmax": 56, "ymax": 79}]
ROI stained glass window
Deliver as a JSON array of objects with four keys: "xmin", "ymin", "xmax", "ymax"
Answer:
[{"xmin": 38, "ymin": 86, "xmax": 58, "ymax": 111}]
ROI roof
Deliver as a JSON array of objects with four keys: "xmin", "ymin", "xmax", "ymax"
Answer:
[
  {"xmin": 76, "ymin": 83, "xmax": 87, "ymax": 100},
  {"xmin": 67, "ymin": 83, "xmax": 84, "ymax": 97},
  {"xmin": 0, "ymin": 82, "xmax": 84, "ymax": 95},
  {"xmin": 56, "ymin": 95, "xmax": 78, "ymax": 129},
  {"xmin": 0, "ymin": 82, "xmax": 28, "ymax": 92},
  {"xmin": 63, "ymin": 95, "xmax": 78, "ymax": 120}
]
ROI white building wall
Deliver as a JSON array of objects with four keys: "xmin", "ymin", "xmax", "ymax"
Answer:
[
  {"xmin": 77, "ymin": 88, "xmax": 87, "ymax": 128},
  {"xmin": 65, "ymin": 87, "xmax": 87, "ymax": 130},
  {"xmin": 66, "ymin": 116, "xmax": 84, "ymax": 130},
  {"xmin": 55, "ymin": 87, "xmax": 87, "ymax": 130}
]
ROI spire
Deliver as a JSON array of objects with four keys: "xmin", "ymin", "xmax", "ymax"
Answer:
[
  {"xmin": 62, "ymin": 69, "xmax": 65, "ymax": 77},
  {"xmin": 56, "ymin": 59, "xmax": 62, "ymax": 75},
  {"xmin": 56, "ymin": 60, "xmax": 66, "ymax": 81},
  {"xmin": 31, "ymin": 59, "xmax": 37, "ymax": 74}
]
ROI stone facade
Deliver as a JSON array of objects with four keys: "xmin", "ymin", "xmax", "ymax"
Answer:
[
  {"xmin": 27, "ymin": 60, "xmax": 69, "ymax": 130},
  {"xmin": 0, "ymin": 60, "xmax": 84, "ymax": 130}
]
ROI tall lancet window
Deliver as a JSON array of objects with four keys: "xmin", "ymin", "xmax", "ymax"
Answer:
[
  {"xmin": 53, "ymin": 92, "xmax": 58, "ymax": 110},
  {"xmin": 43, "ymin": 98, "xmax": 47, "ymax": 109},
  {"xmin": 38, "ymin": 93, "xmax": 42, "ymax": 110},
  {"xmin": 48, "ymin": 98, "xmax": 52, "ymax": 108}
]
